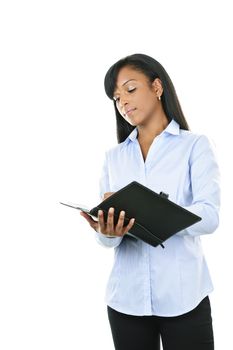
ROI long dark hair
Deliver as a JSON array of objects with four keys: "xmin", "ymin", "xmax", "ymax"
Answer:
[{"xmin": 104, "ymin": 53, "xmax": 190, "ymax": 143}]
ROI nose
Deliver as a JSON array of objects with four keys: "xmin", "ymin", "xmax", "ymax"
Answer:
[{"xmin": 118, "ymin": 94, "xmax": 129, "ymax": 109}]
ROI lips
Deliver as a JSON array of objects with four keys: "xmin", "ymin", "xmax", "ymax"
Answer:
[{"xmin": 124, "ymin": 108, "xmax": 136, "ymax": 116}]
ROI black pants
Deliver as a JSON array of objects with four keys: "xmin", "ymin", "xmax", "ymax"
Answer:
[{"xmin": 107, "ymin": 296, "xmax": 214, "ymax": 350}]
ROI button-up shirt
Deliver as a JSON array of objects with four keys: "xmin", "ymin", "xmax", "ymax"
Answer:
[{"xmin": 95, "ymin": 119, "xmax": 220, "ymax": 316}]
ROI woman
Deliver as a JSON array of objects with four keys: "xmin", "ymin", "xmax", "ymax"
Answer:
[{"xmin": 80, "ymin": 54, "xmax": 220, "ymax": 350}]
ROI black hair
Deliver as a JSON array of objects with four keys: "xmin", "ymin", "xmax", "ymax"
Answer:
[{"xmin": 104, "ymin": 53, "xmax": 190, "ymax": 143}]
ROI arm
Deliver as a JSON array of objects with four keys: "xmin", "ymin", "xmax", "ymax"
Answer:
[
  {"xmin": 177, "ymin": 135, "xmax": 221, "ymax": 237},
  {"xmin": 95, "ymin": 152, "xmax": 124, "ymax": 248},
  {"xmin": 80, "ymin": 152, "xmax": 135, "ymax": 247}
]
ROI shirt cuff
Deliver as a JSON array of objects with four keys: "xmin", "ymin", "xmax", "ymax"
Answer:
[{"xmin": 95, "ymin": 231, "xmax": 123, "ymax": 248}]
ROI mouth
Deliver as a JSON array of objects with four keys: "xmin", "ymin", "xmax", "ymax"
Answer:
[{"xmin": 124, "ymin": 108, "xmax": 136, "ymax": 117}]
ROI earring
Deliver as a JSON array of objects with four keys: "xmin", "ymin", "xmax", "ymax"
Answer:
[{"xmin": 158, "ymin": 96, "xmax": 161, "ymax": 101}]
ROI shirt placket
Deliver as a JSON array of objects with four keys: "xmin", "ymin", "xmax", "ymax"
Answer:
[{"xmin": 135, "ymin": 135, "xmax": 164, "ymax": 314}]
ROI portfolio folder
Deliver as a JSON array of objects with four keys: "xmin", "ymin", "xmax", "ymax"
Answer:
[{"xmin": 60, "ymin": 181, "xmax": 201, "ymax": 248}]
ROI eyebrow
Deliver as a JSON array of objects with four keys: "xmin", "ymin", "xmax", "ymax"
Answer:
[
  {"xmin": 114, "ymin": 79, "xmax": 137, "ymax": 95},
  {"xmin": 122, "ymin": 79, "xmax": 136, "ymax": 86}
]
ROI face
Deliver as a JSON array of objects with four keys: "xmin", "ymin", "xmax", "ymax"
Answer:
[{"xmin": 113, "ymin": 66, "xmax": 163, "ymax": 126}]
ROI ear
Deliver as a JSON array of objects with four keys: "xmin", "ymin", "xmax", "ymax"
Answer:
[{"xmin": 152, "ymin": 78, "xmax": 163, "ymax": 98}]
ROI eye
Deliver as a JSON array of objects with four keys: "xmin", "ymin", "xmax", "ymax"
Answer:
[
  {"xmin": 113, "ymin": 87, "xmax": 136, "ymax": 102},
  {"xmin": 113, "ymin": 96, "xmax": 120, "ymax": 102},
  {"xmin": 128, "ymin": 87, "xmax": 136, "ymax": 93}
]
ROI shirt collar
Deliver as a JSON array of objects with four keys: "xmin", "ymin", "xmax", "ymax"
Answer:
[{"xmin": 127, "ymin": 119, "xmax": 180, "ymax": 142}]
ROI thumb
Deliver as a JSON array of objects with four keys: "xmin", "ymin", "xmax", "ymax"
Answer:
[{"xmin": 80, "ymin": 211, "xmax": 98, "ymax": 229}]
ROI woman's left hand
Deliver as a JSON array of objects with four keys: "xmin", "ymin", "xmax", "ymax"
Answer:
[{"xmin": 103, "ymin": 192, "xmax": 115, "ymax": 200}]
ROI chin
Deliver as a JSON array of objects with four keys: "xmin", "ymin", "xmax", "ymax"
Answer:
[
  {"xmin": 127, "ymin": 121, "xmax": 137, "ymax": 126},
  {"xmin": 126, "ymin": 117, "xmax": 141, "ymax": 126}
]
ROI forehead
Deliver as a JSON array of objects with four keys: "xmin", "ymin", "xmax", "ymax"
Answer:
[{"xmin": 114, "ymin": 66, "xmax": 147, "ymax": 91}]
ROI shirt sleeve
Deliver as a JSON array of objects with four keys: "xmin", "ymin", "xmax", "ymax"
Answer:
[
  {"xmin": 177, "ymin": 135, "xmax": 221, "ymax": 237},
  {"xmin": 94, "ymin": 151, "xmax": 123, "ymax": 248}
]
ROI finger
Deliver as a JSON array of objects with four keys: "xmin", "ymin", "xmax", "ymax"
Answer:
[
  {"xmin": 98, "ymin": 209, "xmax": 106, "ymax": 232},
  {"xmin": 123, "ymin": 218, "xmax": 135, "ymax": 234},
  {"xmin": 115, "ymin": 210, "xmax": 125, "ymax": 232},
  {"xmin": 106, "ymin": 207, "xmax": 114, "ymax": 233},
  {"xmin": 80, "ymin": 211, "xmax": 97, "ymax": 224},
  {"xmin": 80, "ymin": 212, "xmax": 99, "ymax": 232}
]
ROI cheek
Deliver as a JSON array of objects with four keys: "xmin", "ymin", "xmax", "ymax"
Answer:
[
  {"xmin": 139, "ymin": 93, "xmax": 157, "ymax": 114},
  {"xmin": 116, "ymin": 103, "xmax": 124, "ymax": 116}
]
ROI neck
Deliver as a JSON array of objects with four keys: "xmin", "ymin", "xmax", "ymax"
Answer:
[{"xmin": 137, "ymin": 112, "xmax": 169, "ymax": 144}]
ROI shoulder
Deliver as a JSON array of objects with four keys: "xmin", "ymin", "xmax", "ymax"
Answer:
[
  {"xmin": 105, "ymin": 138, "xmax": 129, "ymax": 159},
  {"xmin": 179, "ymin": 129, "xmax": 213, "ymax": 149},
  {"xmin": 170, "ymin": 127, "xmax": 218, "ymax": 165},
  {"xmin": 179, "ymin": 130, "xmax": 218, "ymax": 168}
]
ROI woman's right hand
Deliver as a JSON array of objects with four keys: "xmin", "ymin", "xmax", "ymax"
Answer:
[{"xmin": 80, "ymin": 207, "xmax": 135, "ymax": 237}]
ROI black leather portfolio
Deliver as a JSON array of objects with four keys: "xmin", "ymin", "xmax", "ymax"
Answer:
[{"xmin": 60, "ymin": 181, "xmax": 201, "ymax": 248}]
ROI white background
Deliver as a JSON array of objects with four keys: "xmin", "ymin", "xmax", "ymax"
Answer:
[{"xmin": 0, "ymin": 0, "xmax": 232, "ymax": 349}]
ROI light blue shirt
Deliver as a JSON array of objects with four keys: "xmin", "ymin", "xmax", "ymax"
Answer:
[{"xmin": 95, "ymin": 119, "xmax": 220, "ymax": 316}]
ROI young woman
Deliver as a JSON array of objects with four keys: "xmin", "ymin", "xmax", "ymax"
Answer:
[{"xmin": 80, "ymin": 54, "xmax": 220, "ymax": 350}]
